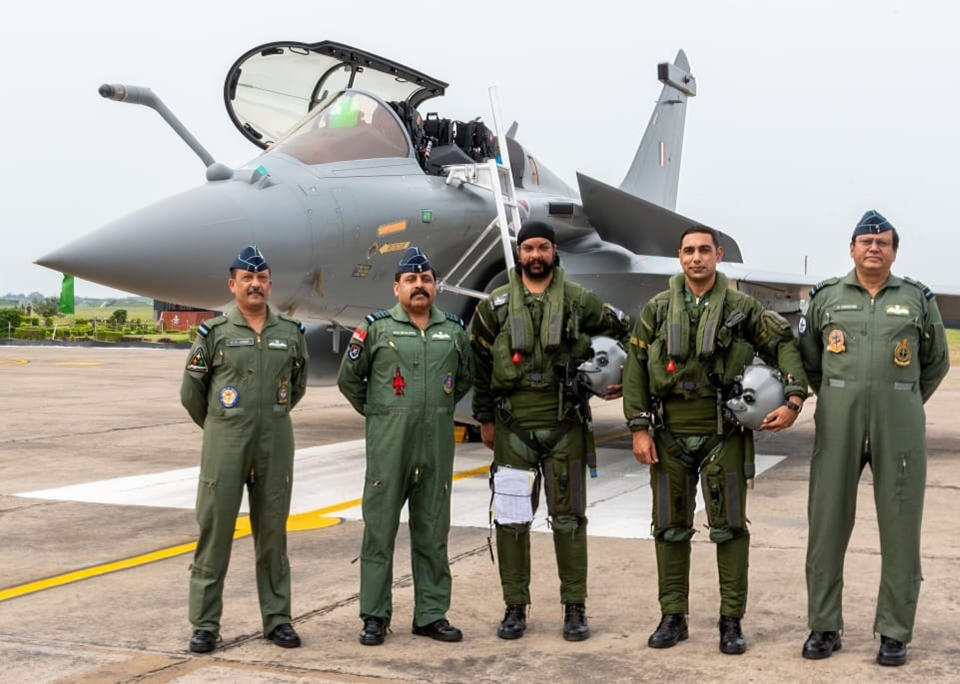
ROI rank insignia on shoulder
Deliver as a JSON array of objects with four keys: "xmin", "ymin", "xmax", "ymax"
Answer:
[
  {"xmin": 197, "ymin": 324, "xmax": 210, "ymax": 338},
  {"xmin": 186, "ymin": 348, "xmax": 208, "ymax": 373},
  {"xmin": 444, "ymin": 311, "xmax": 465, "ymax": 328},
  {"xmin": 347, "ymin": 343, "xmax": 363, "ymax": 361},
  {"xmin": 298, "ymin": 322, "xmax": 306, "ymax": 334},
  {"xmin": 443, "ymin": 371, "xmax": 454, "ymax": 395},
  {"xmin": 827, "ymin": 328, "xmax": 845, "ymax": 354},
  {"xmin": 218, "ymin": 385, "xmax": 239, "ymax": 408},
  {"xmin": 365, "ymin": 310, "xmax": 392, "ymax": 324},
  {"xmin": 277, "ymin": 379, "xmax": 289, "ymax": 404},
  {"xmin": 894, "ymin": 338, "xmax": 912, "ymax": 367}
]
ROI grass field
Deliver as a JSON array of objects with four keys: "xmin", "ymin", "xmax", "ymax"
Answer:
[{"xmin": 59, "ymin": 306, "xmax": 155, "ymax": 323}]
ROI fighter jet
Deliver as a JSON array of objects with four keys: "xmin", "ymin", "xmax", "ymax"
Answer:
[{"xmin": 35, "ymin": 41, "xmax": 960, "ymax": 381}]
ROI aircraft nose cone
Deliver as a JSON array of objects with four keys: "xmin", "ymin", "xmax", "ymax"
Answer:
[{"xmin": 37, "ymin": 180, "xmax": 312, "ymax": 309}]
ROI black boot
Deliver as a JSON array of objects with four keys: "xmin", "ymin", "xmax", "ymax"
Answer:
[
  {"xmin": 267, "ymin": 623, "xmax": 301, "ymax": 648},
  {"xmin": 188, "ymin": 629, "xmax": 217, "ymax": 653},
  {"xmin": 563, "ymin": 603, "xmax": 589, "ymax": 642},
  {"xmin": 412, "ymin": 618, "xmax": 463, "ymax": 642},
  {"xmin": 497, "ymin": 604, "xmax": 526, "ymax": 640},
  {"xmin": 359, "ymin": 616, "xmax": 386, "ymax": 646},
  {"xmin": 876, "ymin": 635, "xmax": 906, "ymax": 666},
  {"xmin": 718, "ymin": 616, "xmax": 746, "ymax": 655},
  {"xmin": 802, "ymin": 630, "xmax": 842, "ymax": 659},
  {"xmin": 648, "ymin": 613, "xmax": 688, "ymax": 648}
]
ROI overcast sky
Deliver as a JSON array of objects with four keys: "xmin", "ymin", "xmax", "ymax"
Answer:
[{"xmin": 3, "ymin": 0, "xmax": 958, "ymax": 298}]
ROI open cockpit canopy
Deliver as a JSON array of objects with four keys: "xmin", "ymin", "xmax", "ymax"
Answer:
[{"xmin": 224, "ymin": 41, "xmax": 447, "ymax": 149}]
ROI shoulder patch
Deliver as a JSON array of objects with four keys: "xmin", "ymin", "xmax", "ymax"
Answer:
[
  {"xmin": 901, "ymin": 276, "xmax": 935, "ymax": 300},
  {"xmin": 364, "ymin": 310, "xmax": 392, "ymax": 325},
  {"xmin": 809, "ymin": 276, "xmax": 841, "ymax": 299},
  {"xmin": 444, "ymin": 311, "xmax": 465, "ymax": 328},
  {"xmin": 197, "ymin": 316, "xmax": 227, "ymax": 337}
]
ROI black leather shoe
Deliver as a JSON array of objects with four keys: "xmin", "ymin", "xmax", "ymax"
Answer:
[
  {"xmin": 497, "ymin": 604, "xmax": 526, "ymax": 639},
  {"xmin": 802, "ymin": 630, "xmax": 842, "ymax": 659},
  {"xmin": 412, "ymin": 618, "xmax": 463, "ymax": 642},
  {"xmin": 648, "ymin": 613, "xmax": 688, "ymax": 648},
  {"xmin": 188, "ymin": 629, "xmax": 217, "ymax": 653},
  {"xmin": 718, "ymin": 616, "xmax": 746, "ymax": 655},
  {"xmin": 876, "ymin": 635, "xmax": 906, "ymax": 666},
  {"xmin": 359, "ymin": 616, "xmax": 386, "ymax": 646},
  {"xmin": 563, "ymin": 603, "xmax": 590, "ymax": 641},
  {"xmin": 267, "ymin": 623, "xmax": 301, "ymax": 648}
]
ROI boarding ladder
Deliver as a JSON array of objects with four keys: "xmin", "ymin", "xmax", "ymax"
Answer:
[{"xmin": 436, "ymin": 87, "xmax": 522, "ymax": 300}]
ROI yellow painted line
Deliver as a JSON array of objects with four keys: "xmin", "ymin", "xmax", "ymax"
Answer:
[
  {"xmin": 0, "ymin": 357, "xmax": 28, "ymax": 366},
  {"xmin": 377, "ymin": 219, "xmax": 407, "ymax": 236},
  {"xmin": 0, "ymin": 463, "xmax": 494, "ymax": 603},
  {"xmin": 52, "ymin": 361, "xmax": 104, "ymax": 367}
]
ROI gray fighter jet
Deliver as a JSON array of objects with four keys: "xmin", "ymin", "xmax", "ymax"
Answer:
[{"xmin": 35, "ymin": 41, "xmax": 960, "ymax": 381}]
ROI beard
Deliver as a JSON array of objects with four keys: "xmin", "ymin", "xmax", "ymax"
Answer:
[{"xmin": 520, "ymin": 257, "xmax": 554, "ymax": 281}]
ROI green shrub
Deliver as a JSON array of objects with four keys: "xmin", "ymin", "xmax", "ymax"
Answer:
[
  {"xmin": 0, "ymin": 308, "xmax": 21, "ymax": 332},
  {"xmin": 13, "ymin": 327, "xmax": 46, "ymax": 340}
]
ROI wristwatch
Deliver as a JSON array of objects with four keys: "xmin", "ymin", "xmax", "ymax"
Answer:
[{"xmin": 785, "ymin": 399, "xmax": 802, "ymax": 412}]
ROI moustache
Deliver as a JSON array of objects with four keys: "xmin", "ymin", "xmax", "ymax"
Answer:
[
  {"xmin": 246, "ymin": 287, "xmax": 265, "ymax": 296},
  {"xmin": 411, "ymin": 288, "xmax": 430, "ymax": 298}
]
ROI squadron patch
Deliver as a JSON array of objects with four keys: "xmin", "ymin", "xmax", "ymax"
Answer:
[
  {"xmin": 347, "ymin": 343, "xmax": 363, "ymax": 361},
  {"xmin": 218, "ymin": 385, "xmax": 239, "ymax": 408},
  {"xmin": 277, "ymin": 379, "xmax": 289, "ymax": 404},
  {"xmin": 797, "ymin": 316, "xmax": 807, "ymax": 335},
  {"xmin": 186, "ymin": 348, "xmax": 208, "ymax": 373},
  {"xmin": 392, "ymin": 367, "xmax": 406, "ymax": 395},
  {"xmin": 827, "ymin": 329, "xmax": 845, "ymax": 354},
  {"xmin": 894, "ymin": 338, "xmax": 912, "ymax": 367},
  {"xmin": 443, "ymin": 371, "xmax": 454, "ymax": 395}
]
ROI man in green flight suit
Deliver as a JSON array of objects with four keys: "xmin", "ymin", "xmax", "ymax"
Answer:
[
  {"xmin": 338, "ymin": 246, "xmax": 473, "ymax": 646},
  {"xmin": 623, "ymin": 226, "xmax": 809, "ymax": 655},
  {"xmin": 181, "ymin": 245, "xmax": 309, "ymax": 653},
  {"xmin": 798, "ymin": 211, "xmax": 949, "ymax": 666},
  {"xmin": 470, "ymin": 220, "xmax": 630, "ymax": 642}
]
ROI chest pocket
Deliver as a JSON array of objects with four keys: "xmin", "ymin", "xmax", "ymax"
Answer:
[
  {"xmin": 215, "ymin": 338, "xmax": 255, "ymax": 375},
  {"xmin": 265, "ymin": 336, "xmax": 296, "ymax": 377},
  {"xmin": 818, "ymin": 308, "xmax": 859, "ymax": 378}
]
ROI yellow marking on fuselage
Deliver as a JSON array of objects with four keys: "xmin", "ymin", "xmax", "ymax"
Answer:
[
  {"xmin": 0, "ymin": 358, "xmax": 28, "ymax": 366},
  {"xmin": 379, "ymin": 241, "xmax": 411, "ymax": 255},
  {"xmin": 52, "ymin": 362, "xmax": 104, "ymax": 367},
  {"xmin": 377, "ymin": 220, "xmax": 407, "ymax": 236}
]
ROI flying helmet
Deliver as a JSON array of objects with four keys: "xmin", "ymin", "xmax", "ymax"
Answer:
[
  {"xmin": 577, "ymin": 336, "xmax": 627, "ymax": 397},
  {"xmin": 725, "ymin": 364, "xmax": 785, "ymax": 430}
]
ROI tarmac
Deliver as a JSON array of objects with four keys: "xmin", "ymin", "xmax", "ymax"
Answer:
[{"xmin": 0, "ymin": 345, "xmax": 957, "ymax": 682}]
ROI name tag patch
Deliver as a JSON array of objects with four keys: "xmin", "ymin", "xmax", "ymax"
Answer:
[
  {"xmin": 392, "ymin": 330, "xmax": 417, "ymax": 337},
  {"xmin": 226, "ymin": 338, "xmax": 254, "ymax": 347}
]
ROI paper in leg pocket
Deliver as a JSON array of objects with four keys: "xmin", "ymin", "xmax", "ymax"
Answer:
[{"xmin": 492, "ymin": 465, "xmax": 537, "ymax": 524}]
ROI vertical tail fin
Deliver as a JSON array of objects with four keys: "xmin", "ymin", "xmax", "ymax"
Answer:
[{"xmin": 619, "ymin": 50, "xmax": 696, "ymax": 211}]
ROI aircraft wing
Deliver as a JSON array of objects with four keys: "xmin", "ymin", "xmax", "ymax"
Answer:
[{"xmin": 576, "ymin": 172, "xmax": 744, "ymax": 262}]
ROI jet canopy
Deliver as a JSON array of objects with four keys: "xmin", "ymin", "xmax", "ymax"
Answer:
[
  {"xmin": 267, "ymin": 91, "xmax": 410, "ymax": 166},
  {"xmin": 225, "ymin": 41, "xmax": 448, "ymax": 149}
]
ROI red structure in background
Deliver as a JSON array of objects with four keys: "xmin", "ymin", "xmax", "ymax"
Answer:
[{"xmin": 158, "ymin": 310, "xmax": 216, "ymax": 331}]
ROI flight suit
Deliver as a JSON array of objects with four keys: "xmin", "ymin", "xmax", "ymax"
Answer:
[
  {"xmin": 337, "ymin": 304, "xmax": 472, "ymax": 628},
  {"xmin": 799, "ymin": 271, "xmax": 949, "ymax": 642},
  {"xmin": 180, "ymin": 307, "xmax": 308, "ymax": 637},
  {"xmin": 470, "ymin": 267, "xmax": 630, "ymax": 606},
  {"xmin": 623, "ymin": 272, "xmax": 808, "ymax": 617}
]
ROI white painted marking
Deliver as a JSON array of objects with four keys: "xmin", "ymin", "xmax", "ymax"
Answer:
[{"xmin": 17, "ymin": 441, "xmax": 784, "ymax": 540}]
